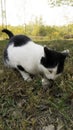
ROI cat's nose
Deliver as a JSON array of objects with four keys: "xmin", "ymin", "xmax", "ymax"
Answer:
[
  {"xmin": 65, "ymin": 49, "xmax": 69, "ymax": 56},
  {"xmin": 63, "ymin": 49, "xmax": 69, "ymax": 53},
  {"xmin": 62, "ymin": 49, "xmax": 69, "ymax": 57}
]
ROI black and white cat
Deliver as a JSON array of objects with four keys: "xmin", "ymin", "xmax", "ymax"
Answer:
[{"xmin": 3, "ymin": 29, "xmax": 69, "ymax": 86}]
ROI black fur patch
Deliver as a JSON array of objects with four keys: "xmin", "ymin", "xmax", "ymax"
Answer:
[
  {"xmin": 56, "ymin": 58, "xmax": 65, "ymax": 74},
  {"xmin": 4, "ymin": 48, "xmax": 9, "ymax": 62},
  {"xmin": 17, "ymin": 65, "xmax": 34, "ymax": 79},
  {"xmin": 41, "ymin": 47, "xmax": 66, "ymax": 74},
  {"xmin": 9, "ymin": 35, "xmax": 31, "ymax": 47},
  {"xmin": 17, "ymin": 65, "xmax": 26, "ymax": 71}
]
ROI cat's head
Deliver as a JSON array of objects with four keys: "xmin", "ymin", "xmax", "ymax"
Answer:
[{"xmin": 41, "ymin": 47, "xmax": 69, "ymax": 80}]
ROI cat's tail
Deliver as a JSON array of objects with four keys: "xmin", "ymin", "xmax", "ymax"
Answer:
[{"xmin": 2, "ymin": 29, "xmax": 14, "ymax": 39}]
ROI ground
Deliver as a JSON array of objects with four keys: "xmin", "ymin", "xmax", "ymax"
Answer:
[{"xmin": 0, "ymin": 39, "xmax": 73, "ymax": 130}]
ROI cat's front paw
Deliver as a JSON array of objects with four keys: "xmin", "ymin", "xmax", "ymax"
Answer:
[
  {"xmin": 42, "ymin": 78, "xmax": 49, "ymax": 86},
  {"xmin": 26, "ymin": 77, "xmax": 32, "ymax": 82},
  {"xmin": 42, "ymin": 78, "xmax": 54, "ymax": 91}
]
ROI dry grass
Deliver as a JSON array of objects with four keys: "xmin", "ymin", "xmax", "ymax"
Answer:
[{"xmin": 0, "ymin": 39, "xmax": 73, "ymax": 130}]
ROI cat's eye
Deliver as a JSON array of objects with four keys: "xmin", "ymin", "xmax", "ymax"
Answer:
[{"xmin": 49, "ymin": 70, "xmax": 53, "ymax": 73}]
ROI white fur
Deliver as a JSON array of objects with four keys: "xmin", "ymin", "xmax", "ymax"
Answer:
[{"xmin": 7, "ymin": 41, "xmax": 44, "ymax": 74}]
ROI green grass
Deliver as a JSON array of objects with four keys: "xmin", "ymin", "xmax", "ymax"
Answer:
[{"xmin": 0, "ymin": 39, "xmax": 73, "ymax": 130}]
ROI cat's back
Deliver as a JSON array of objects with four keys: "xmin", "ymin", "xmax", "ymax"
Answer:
[
  {"xmin": 4, "ymin": 34, "xmax": 44, "ymax": 67},
  {"xmin": 9, "ymin": 35, "xmax": 31, "ymax": 47},
  {"xmin": 7, "ymin": 34, "xmax": 43, "ymax": 53}
]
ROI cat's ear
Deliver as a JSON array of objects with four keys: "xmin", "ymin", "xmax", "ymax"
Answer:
[
  {"xmin": 41, "ymin": 46, "xmax": 49, "ymax": 66},
  {"xmin": 40, "ymin": 56, "xmax": 46, "ymax": 66},
  {"xmin": 44, "ymin": 46, "xmax": 49, "ymax": 56},
  {"xmin": 62, "ymin": 49, "xmax": 69, "ymax": 58}
]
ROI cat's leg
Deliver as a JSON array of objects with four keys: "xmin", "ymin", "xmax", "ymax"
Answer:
[
  {"xmin": 18, "ymin": 70, "xmax": 32, "ymax": 81},
  {"xmin": 17, "ymin": 65, "xmax": 32, "ymax": 81}
]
